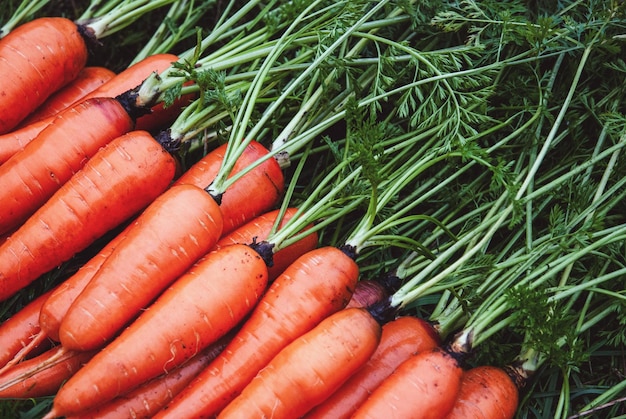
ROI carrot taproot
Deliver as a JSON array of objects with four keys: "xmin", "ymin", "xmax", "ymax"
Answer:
[
  {"xmin": 443, "ymin": 365, "xmax": 519, "ymax": 419},
  {"xmin": 64, "ymin": 333, "xmax": 232, "ymax": 419},
  {"xmin": 351, "ymin": 347, "xmax": 464, "ymax": 419},
  {"xmin": 38, "ymin": 222, "xmax": 133, "ymax": 343},
  {"xmin": 43, "ymin": 243, "xmax": 268, "ymax": 418},
  {"xmin": 154, "ymin": 245, "xmax": 358, "ymax": 419},
  {"xmin": 17, "ymin": 66, "xmax": 116, "ymax": 126},
  {"xmin": 58, "ymin": 183, "xmax": 224, "ymax": 351},
  {"xmin": 215, "ymin": 207, "xmax": 319, "ymax": 281},
  {"xmin": 0, "ymin": 289, "xmax": 54, "ymax": 371},
  {"xmin": 174, "ymin": 140, "xmax": 285, "ymax": 234},
  {"xmin": 216, "ymin": 307, "xmax": 382, "ymax": 419},
  {"xmin": 0, "ymin": 17, "xmax": 88, "ymax": 133},
  {"xmin": 0, "ymin": 130, "xmax": 177, "ymax": 302},
  {"xmin": 346, "ymin": 274, "xmax": 402, "ymax": 310},
  {"xmin": 304, "ymin": 315, "xmax": 441, "ymax": 419},
  {"xmin": 0, "ymin": 345, "xmax": 96, "ymax": 399},
  {"xmin": 0, "ymin": 53, "xmax": 179, "ymax": 166},
  {"xmin": 0, "ymin": 96, "xmax": 135, "ymax": 235}
]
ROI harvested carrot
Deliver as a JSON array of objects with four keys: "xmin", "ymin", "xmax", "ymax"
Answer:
[
  {"xmin": 217, "ymin": 307, "xmax": 382, "ymax": 419},
  {"xmin": 18, "ymin": 66, "xmax": 116, "ymax": 126},
  {"xmin": 155, "ymin": 246, "xmax": 358, "ymax": 419},
  {"xmin": 0, "ymin": 17, "xmax": 88, "ymax": 133},
  {"xmin": 444, "ymin": 365, "xmax": 519, "ymax": 419},
  {"xmin": 174, "ymin": 140, "xmax": 285, "ymax": 234},
  {"xmin": 346, "ymin": 275, "xmax": 402, "ymax": 309},
  {"xmin": 38, "ymin": 222, "xmax": 134, "ymax": 342},
  {"xmin": 0, "ymin": 53, "xmax": 179, "ymax": 165},
  {"xmin": 0, "ymin": 96, "xmax": 135, "ymax": 235},
  {"xmin": 43, "ymin": 244, "xmax": 268, "ymax": 418},
  {"xmin": 64, "ymin": 334, "xmax": 232, "ymax": 419},
  {"xmin": 0, "ymin": 289, "xmax": 54, "ymax": 371},
  {"xmin": 59, "ymin": 183, "xmax": 224, "ymax": 351},
  {"xmin": 215, "ymin": 207, "xmax": 319, "ymax": 281},
  {"xmin": 352, "ymin": 347, "xmax": 464, "ymax": 419},
  {"xmin": 305, "ymin": 316, "xmax": 441, "ymax": 419},
  {"xmin": 0, "ymin": 345, "xmax": 95, "ymax": 399},
  {"xmin": 0, "ymin": 130, "xmax": 177, "ymax": 302}
]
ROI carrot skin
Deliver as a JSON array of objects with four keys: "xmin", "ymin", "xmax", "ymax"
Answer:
[
  {"xmin": 352, "ymin": 347, "xmax": 464, "ymax": 419},
  {"xmin": 45, "ymin": 244, "xmax": 268, "ymax": 417},
  {"xmin": 174, "ymin": 140, "xmax": 285, "ymax": 234},
  {"xmin": 0, "ymin": 118, "xmax": 52, "ymax": 166},
  {"xmin": 0, "ymin": 97, "xmax": 135, "ymax": 235},
  {"xmin": 0, "ymin": 289, "xmax": 54, "ymax": 369},
  {"xmin": 64, "ymin": 334, "xmax": 232, "ymax": 419},
  {"xmin": 0, "ymin": 130, "xmax": 177, "ymax": 301},
  {"xmin": 18, "ymin": 66, "xmax": 116, "ymax": 126},
  {"xmin": 0, "ymin": 17, "xmax": 88, "ymax": 133},
  {"xmin": 38, "ymin": 223, "xmax": 133, "ymax": 342},
  {"xmin": 304, "ymin": 316, "xmax": 441, "ymax": 419},
  {"xmin": 59, "ymin": 184, "xmax": 224, "ymax": 351},
  {"xmin": 0, "ymin": 345, "xmax": 96, "ymax": 398},
  {"xmin": 217, "ymin": 307, "xmax": 382, "ymax": 419},
  {"xmin": 155, "ymin": 246, "xmax": 358, "ymax": 419},
  {"xmin": 443, "ymin": 365, "xmax": 519, "ymax": 419}
]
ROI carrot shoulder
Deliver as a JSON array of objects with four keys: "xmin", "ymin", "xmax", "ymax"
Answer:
[
  {"xmin": 304, "ymin": 315, "xmax": 441, "ymax": 419},
  {"xmin": 43, "ymin": 244, "xmax": 268, "ymax": 418},
  {"xmin": 0, "ymin": 17, "xmax": 88, "ymax": 133},
  {"xmin": 217, "ymin": 307, "xmax": 382, "ymax": 419},
  {"xmin": 444, "ymin": 365, "xmax": 519, "ymax": 419},
  {"xmin": 0, "ymin": 96, "xmax": 135, "ymax": 235},
  {"xmin": 352, "ymin": 347, "xmax": 464, "ymax": 419},
  {"xmin": 0, "ymin": 130, "xmax": 177, "ymax": 302},
  {"xmin": 59, "ymin": 184, "xmax": 224, "ymax": 351},
  {"xmin": 155, "ymin": 246, "xmax": 358, "ymax": 419}
]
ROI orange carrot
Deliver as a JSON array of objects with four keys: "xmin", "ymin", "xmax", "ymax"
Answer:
[
  {"xmin": 305, "ymin": 316, "xmax": 441, "ymax": 419},
  {"xmin": 0, "ymin": 345, "xmax": 95, "ymax": 399},
  {"xmin": 0, "ymin": 130, "xmax": 178, "ymax": 302},
  {"xmin": 215, "ymin": 207, "xmax": 319, "ymax": 281},
  {"xmin": 18, "ymin": 66, "xmax": 116, "ymax": 126},
  {"xmin": 174, "ymin": 140, "xmax": 285, "ymax": 234},
  {"xmin": 0, "ymin": 17, "xmax": 88, "ymax": 133},
  {"xmin": 43, "ymin": 244, "xmax": 268, "ymax": 418},
  {"xmin": 38, "ymin": 222, "xmax": 133, "ymax": 342},
  {"xmin": 217, "ymin": 307, "xmax": 382, "ymax": 419},
  {"xmin": 0, "ymin": 289, "xmax": 55, "ymax": 371},
  {"xmin": 64, "ymin": 334, "xmax": 232, "ymax": 419},
  {"xmin": 0, "ymin": 96, "xmax": 135, "ymax": 235},
  {"xmin": 0, "ymin": 53, "xmax": 179, "ymax": 166},
  {"xmin": 154, "ymin": 246, "xmax": 358, "ymax": 419},
  {"xmin": 58, "ymin": 183, "xmax": 224, "ymax": 351},
  {"xmin": 444, "ymin": 365, "xmax": 519, "ymax": 419},
  {"xmin": 351, "ymin": 347, "xmax": 464, "ymax": 419}
]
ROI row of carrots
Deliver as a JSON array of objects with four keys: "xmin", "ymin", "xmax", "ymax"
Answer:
[{"xmin": 0, "ymin": 0, "xmax": 580, "ymax": 418}]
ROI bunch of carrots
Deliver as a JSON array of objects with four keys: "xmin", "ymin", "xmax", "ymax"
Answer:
[{"xmin": 2, "ymin": 0, "xmax": 626, "ymax": 418}]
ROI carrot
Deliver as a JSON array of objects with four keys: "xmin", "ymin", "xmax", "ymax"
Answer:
[
  {"xmin": 443, "ymin": 365, "xmax": 519, "ymax": 419},
  {"xmin": 304, "ymin": 315, "xmax": 441, "ymax": 419},
  {"xmin": 0, "ymin": 96, "xmax": 135, "ymax": 235},
  {"xmin": 0, "ymin": 17, "xmax": 88, "ymax": 133},
  {"xmin": 58, "ymin": 183, "xmax": 224, "ymax": 351},
  {"xmin": 0, "ymin": 345, "xmax": 96, "ymax": 399},
  {"xmin": 0, "ymin": 130, "xmax": 178, "ymax": 302},
  {"xmin": 0, "ymin": 289, "xmax": 54, "ymax": 371},
  {"xmin": 154, "ymin": 246, "xmax": 358, "ymax": 419},
  {"xmin": 38, "ymin": 222, "xmax": 133, "ymax": 342},
  {"xmin": 215, "ymin": 207, "xmax": 319, "ymax": 281},
  {"xmin": 43, "ymin": 243, "xmax": 268, "ymax": 418},
  {"xmin": 346, "ymin": 275, "xmax": 402, "ymax": 309},
  {"xmin": 0, "ymin": 53, "xmax": 179, "ymax": 166},
  {"xmin": 351, "ymin": 347, "xmax": 464, "ymax": 419},
  {"xmin": 216, "ymin": 307, "xmax": 382, "ymax": 419},
  {"xmin": 174, "ymin": 140, "xmax": 285, "ymax": 234},
  {"xmin": 17, "ymin": 66, "xmax": 116, "ymax": 126},
  {"xmin": 64, "ymin": 334, "xmax": 232, "ymax": 419}
]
